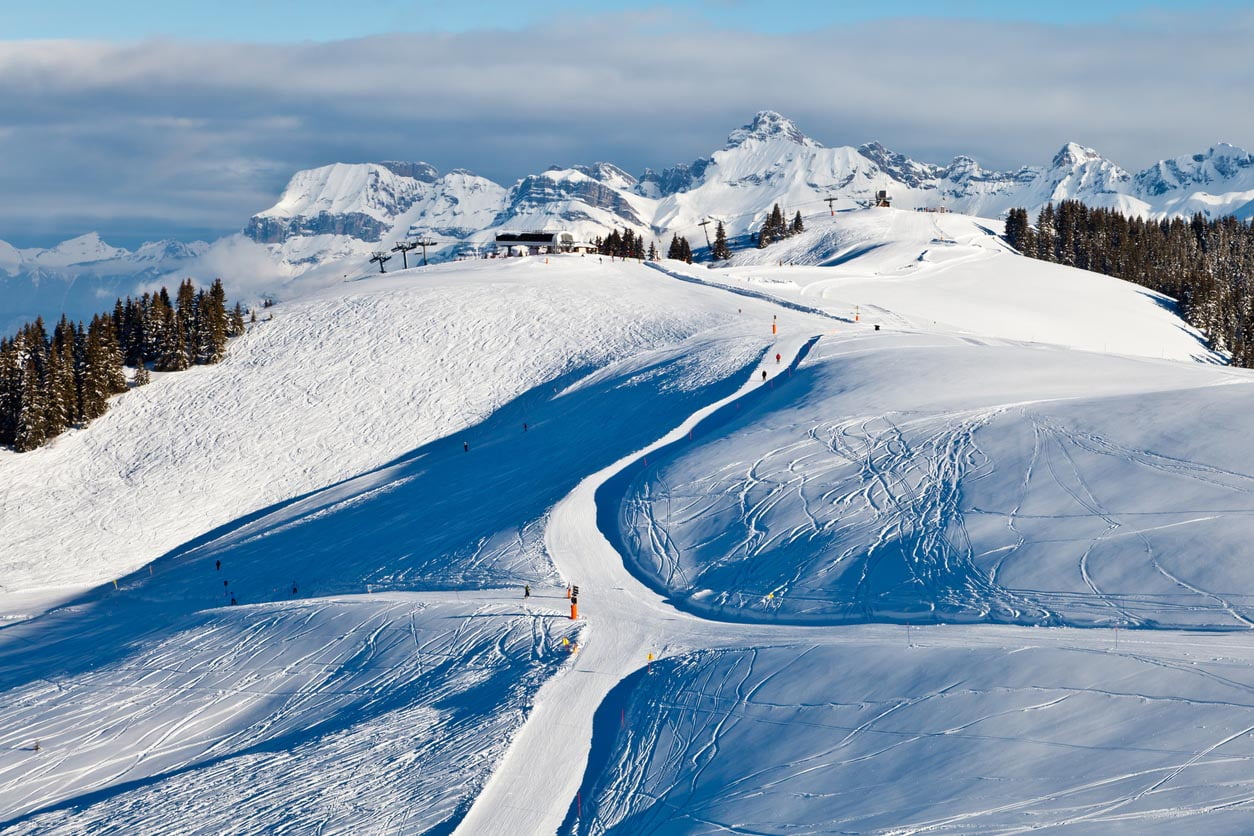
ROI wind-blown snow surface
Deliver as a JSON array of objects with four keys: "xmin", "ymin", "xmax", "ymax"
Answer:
[
  {"xmin": 617, "ymin": 333, "xmax": 1254, "ymax": 627},
  {"xmin": 0, "ymin": 594, "xmax": 577, "ymax": 833},
  {"xmin": 572, "ymin": 630, "xmax": 1254, "ymax": 834},
  {"xmin": 7, "ymin": 216, "xmax": 1254, "ymax": 834},
  {"xmin": 0, "ymin": 257, "xmax": 762, "ymax": 595}
]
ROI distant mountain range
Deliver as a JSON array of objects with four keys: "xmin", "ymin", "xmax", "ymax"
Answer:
[{"xmin": 4, "ymin": 110, "xmax": 1254, "ymax": 326}]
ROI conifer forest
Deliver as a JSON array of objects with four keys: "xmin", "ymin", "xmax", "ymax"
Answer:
[
  {"xmin": 0, "ymin": 279, "xmax": 246, "ymax": 452},
  {"xmin": 1006, "ymin": 202, "xmax": 1254, "ymax": 365}
]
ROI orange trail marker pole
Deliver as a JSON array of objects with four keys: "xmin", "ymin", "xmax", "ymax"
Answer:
[{"xmin": 570, "ymin": 601, "xmax": 578, "ymax": 620}]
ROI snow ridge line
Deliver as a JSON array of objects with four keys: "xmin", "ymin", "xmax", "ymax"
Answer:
[
  {"xmin": 644, "ymin": 261, "xmax": 850, "ymax": 323},
  {"xmin": 452, "ymin": 330, "xmax": 817, "ymax": 836},
  {"xmin": 594, "ymin": 338, "xmax": 827, "ymax": 623}
]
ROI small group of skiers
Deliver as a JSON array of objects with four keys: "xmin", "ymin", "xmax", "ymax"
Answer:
[{"xmin": 212, "ymin": 559, "xmax": 298, "ymax": 606}]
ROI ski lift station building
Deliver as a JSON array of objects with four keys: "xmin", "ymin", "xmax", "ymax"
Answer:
[{"xmin": 494, "ymin": 230, "xmax": 595, "ymax": 256}]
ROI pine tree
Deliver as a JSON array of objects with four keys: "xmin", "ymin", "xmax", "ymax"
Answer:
[
  {"xmin": 44, "ymin": 319, "xmax": 78, "ymax": 437},
  {"xmin": 0, "ymin": 338, "xmax": 20, "ymax": 446},
  {"xmin": 667, "ymin": 234, "xmax": 683, "ymax": 259},
  {"xmin": 121, "ymin": 297, "xmax": 146, "ymax": 365},
  {"xmin": 145, "ymin": 291, "xmax": 170, "ymax": 362},
  {"xmin": 1004, "ymin": 208, "xmax": 1033, "ymax": 252},
  {"xmin": 197, "ymin": 280, "xmax": 229, "ymax": 364},
  {"xmin": 132, "ymin": 362, "xmax": 150, "ymax": 387},
  {"xmin": 757, "ymin": 203, "xmax": 788, "ymax": 248},
  {"xmin": 157, "ymin": 320, "xmax": 191, "ymax": 372},
  {"xmin": 712, "ymin": 220, "xmax": 732, "ymax": 260},
  {"xmin": 14, "ymin": 356, "xmax": 48, "ymax": 452},
  {"xmin": 1036, "ymin": 203, "xmax": 1056, "ymax": 261},
  {"xmin": 176, "ymin": 279, "xmax": 198, "ymax": 367},
  {"xmin": 791, "ymin": 211, "xmax": 805, "ymax": 236},
  {"xmin": 229, "ymin": 302, "xmax": 246, "ymax": 338},
  {"xmin": 100, "ymin": 316, "xmax": 127, "ymax": 394}
]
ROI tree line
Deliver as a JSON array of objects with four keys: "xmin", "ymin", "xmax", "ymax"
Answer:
[
  {"xmin": 756, "ymin": 204, "xmax": 804, "ymax": 248},
  {"xmin": 595, "ymin": 228, "xmax": 648, "ymax": 260},
  {"xmin": 1005, "ymin": 202, "xmax": 1254, "ymax": 366},
  {"xmin": 0, "ymin": 279, "xmax": 247, "ymax": 452},
  {"xmin": 595, "ymin": 205, "xmax": 808, "ymax": 266},
  {"xmin": 667, "ymin": 234, "xmax": 694, "ymax": 263}
]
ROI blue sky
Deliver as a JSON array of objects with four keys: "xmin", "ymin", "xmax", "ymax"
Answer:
[
  {"xmin": 2, "ymin": 1, "xmax": 1245, "ymax": 41},
  {"xmin": 1, "ymin": 3, "xmax": 1252, "ymax": 248}
]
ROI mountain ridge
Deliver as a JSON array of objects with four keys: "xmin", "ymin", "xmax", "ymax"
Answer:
[
  {"xmin": 237, "ymin": 110, "xmax": 1254, "ymax": 265},
  {"xmin": 4, "ymin": 110, "xmax": 1254, "ymax": 326}
]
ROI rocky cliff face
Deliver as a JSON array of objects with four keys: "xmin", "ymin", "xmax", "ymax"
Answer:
[
  {"xmin": 245, "ymin": 212, "xmax": 392, "ymax": 244},
  {"xmin": 502, "ymin": 170, "xmax": 647, "ymax": 228}
]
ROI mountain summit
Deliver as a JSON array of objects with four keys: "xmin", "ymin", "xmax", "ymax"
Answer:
[{"xmin": 725, "ymin": 111, "xmax": 822, "ymax": 149}]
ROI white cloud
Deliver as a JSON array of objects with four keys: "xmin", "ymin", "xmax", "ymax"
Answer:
[
  {"xmin": 2, "ymin": 12, "xmax": 1253, "ymax": 244},
  {"xmin": 152, "ymin": 235, "xmax": 295, "ymax": 301}
]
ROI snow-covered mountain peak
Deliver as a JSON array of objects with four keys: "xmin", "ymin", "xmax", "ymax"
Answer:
[
  {"xmin": 943, "ymin": 155, "xmax": 982, "ymax": 178},
  {"xmin": 1032, "ymin": 142, "xmax": 1133, "ymax": 205},
  {"xmin": 571, "ymin": 162, "xmax": 638, "ymax": 190},
  {"xmin": 130, "ymin": 239, "xmax": 210, "ymax": 262},
  {"xmin": 36, "ymin": 232, "xmax": 128, "ymax": 267},
  {"xmin": 1051, "ymin": 141, "xmax": 1106, "ymax": 169},
  {"xmin": 260, "ymin": 162, "xmax": 426, "ymax": 220},
  {"xmin": 725, "ymin": 111, "xmax": 821, "ymax": 150}
]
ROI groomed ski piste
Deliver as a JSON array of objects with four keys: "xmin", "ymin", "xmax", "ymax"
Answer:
[{"xmin": 5, "ymin": 208, "xmax": 1254, "ymax": 833}]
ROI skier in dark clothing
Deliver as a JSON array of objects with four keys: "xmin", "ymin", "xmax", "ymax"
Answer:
[
  {"xmin": 463, "ymin": 441, "xmax": 469, "ymax": 452},
  {"xmin": 761, "ymin": 370, "xmax": 768, "ymax": 382},
  {"xmin": 229, "ymin": 595, "xmax": 237, "ymax": 605},
  {"xmin": 215, "ymin": 560, "xmax": 221, "ymax": 571},
  {"xmin": 524, "ymin": 584, "xmax": 531, "ymax": 598}
]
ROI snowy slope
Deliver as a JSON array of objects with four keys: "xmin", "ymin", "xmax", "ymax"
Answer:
[
  {"xmin": 572, "ymin": 630, "xmax": 1254, "ymax": 834},
  {"xmin": 617, "ymin": 333, "xmax": 1253, "ymax": 628},
  {"xmin": 0, "ymin": 257, "xmax": 771, "ymax": 596},
  {"xmin": 0, "ymin": 256, "xmax": 799, "ymax": 834},
  {"xmin": 722, "ymin": 208, "xmax": 1214, "ymax": 362},
  {"xmin": 6, "ymin": 220, "xmax": 1254, "ymax": 835},
  {"xmin": 0, "ymin": 594, "xmax": 576, "ymax": 834}
]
